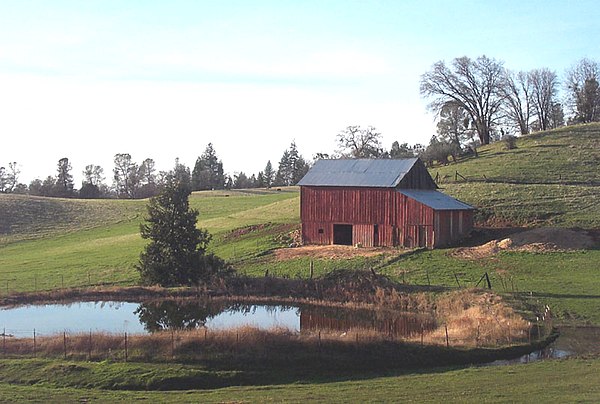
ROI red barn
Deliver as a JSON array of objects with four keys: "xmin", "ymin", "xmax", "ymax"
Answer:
[{"xmin": 297, "ymin": 158, "xmax": 474, "ymax": 249}]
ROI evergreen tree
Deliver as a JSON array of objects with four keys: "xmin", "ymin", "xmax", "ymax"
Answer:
[
  {"xmin": 191, "ymin": 143, "xmax": 225, "ymax": 190},
  {"xmin": 274, "ymin": 142, "xmax": 309, "ymax": 186},
  {"xmin": 55, "ymin": 157, "xmax": 75, "ymax": 198},
  {"xmin": 137, "ymin": 179, "xmax": 227, "ymax": 286},
  {"xmin": 171, "ymin": 158, "xmax": 192, "ymax": 191},
  {"xmin": 113, "ymin": 153, "xmax": 138, "ymax": 199},
  {"xmin": 256, "ymin": 171, "xmax": 265, "ymax": 188},
  {"xmin": 263, "ymin": 160, "xmax": 274, "ymax": 188}
]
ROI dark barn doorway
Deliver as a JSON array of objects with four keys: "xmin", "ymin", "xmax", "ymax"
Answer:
[{"xmin": 333, "ymin": 224, "xmax": 353, "ymax": 245}]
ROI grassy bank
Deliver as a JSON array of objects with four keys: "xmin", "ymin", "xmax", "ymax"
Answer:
[{"xmin": 0, "ymin": 358, "xmax": 597, "ymax": 402}]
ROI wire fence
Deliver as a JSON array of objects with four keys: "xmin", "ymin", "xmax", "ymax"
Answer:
[{"xmin": 0, "ymin": 306, "xmax": 555, "ymax": 363}]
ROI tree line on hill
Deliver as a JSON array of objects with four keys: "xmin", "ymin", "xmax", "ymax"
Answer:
[
  {"xmin": 0, "ymin": 141, "xmax": 311, "ymax": 199},
  {"xmin": 1, "ymin": 55, "xmax": 598, "ymax": 198}
]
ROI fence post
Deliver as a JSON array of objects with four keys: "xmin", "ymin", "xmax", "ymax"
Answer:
[
  {"xmin": 309, "ymin": 260, "xmax": 314, "ymax": 279},
  {"xmin": 124, "ymin": 332, "xmax": 128, "ymax": 362},
  {"xmin": 2, "ymin": 328, "xmax": 5, "ymax": 357},
  {"xmin": 171, "ymin": 329, "xmax": 175, "ymax": 360},
  {"xmin": 453, "ymin": 271, "xmax": 460, "ymax": 287},
  {"xmin": 318, "ymin": 331, "xmax": 321, "ymax": 352},
  {"xmin": 445, "ymin": 324, "xmax": 449, "ymax": 348},
  {"xmin": 33, "ymin": 329, "xmax": 36, "ymax": 358},
  {"xmin": 89, "ymin": 330, "xmax": 92, "ymax": 361},
  {"xmin": 63, "ymin": 331, "xmax": 67, "ymax": 360}
]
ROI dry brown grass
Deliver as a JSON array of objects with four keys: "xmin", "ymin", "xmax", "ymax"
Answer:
[
  {"xmin": 274, "ymin": 245, "xmax": 395, "ymax": 260},
  {"xmin": 426, "ymin": 290, "xmax": 530, "ymax": 347}
]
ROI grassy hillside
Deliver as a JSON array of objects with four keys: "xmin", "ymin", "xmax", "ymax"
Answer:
[
  {"xmin": 0, "ymin": 124, "xmax": 599, "ymax": 303},
  {"xmin": 431, "ymin": 123, "xmax": 600, "ymax": 184},
  {"xmin": 429, "ymin": 123, "xmax": 600, "ymax": 227},
  {"xmin": 0, "ymin": 189, "xmax": 299, "ymax": 291},
  {"xmin": 0, "ymin": 194, "xmax": 144, "ymax": 244}
]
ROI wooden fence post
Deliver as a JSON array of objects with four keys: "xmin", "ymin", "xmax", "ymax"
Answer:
[
  {"xmin": 63, "ymin": 331, "xmax": 67, "ymax": 360},
  {"xmin": 453, "ymin": 271, "xmax": 461, "ymax": 287},
  {"xmin": 171, "ymin": 329, "xmax": 175, "ymax": 360},
  {"xmin": 445, "ymin": 324, "xmax": 449, "ymax": 348}
]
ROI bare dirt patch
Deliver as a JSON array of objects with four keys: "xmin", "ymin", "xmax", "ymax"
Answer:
[
  {"xmin": 274, "ymin": 245, "xmax": 395, "ymax": 260},
  {"xmin": 454, "ymin": 227, "xmax": 595, "ymax": 259}
]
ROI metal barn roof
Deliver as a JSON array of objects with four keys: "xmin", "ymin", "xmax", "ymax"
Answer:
[
  {"xmin": 399, "ymin": 189, "xmax": 474, "ymax": 211},
  {"xmin": 297, "ymin": 158, "xmax": 420, "ymax": 187}
]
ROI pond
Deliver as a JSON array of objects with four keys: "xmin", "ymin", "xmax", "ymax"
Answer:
[
  {"xmin": 486, "ymin": 326, "xmax": 600, "ymax": 365},
  {"xmin": 0, "ymin": 300, "xmax": 435, "ymax": 338}
]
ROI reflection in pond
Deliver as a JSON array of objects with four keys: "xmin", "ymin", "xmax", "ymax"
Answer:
[
  {"xmin": 135, "ymin": 300, "xmax": 300, "ymax": 333},
  {"xmin": 135, "ymin": 300, "xmax": 223, "ymax": 332},
  {"xmin": 300, "ymin": 306, "xmax": 436, "ymax": 337},
  {"xmin": 0, "ymin": 300, "xmax": 435, "ymax": 339}
]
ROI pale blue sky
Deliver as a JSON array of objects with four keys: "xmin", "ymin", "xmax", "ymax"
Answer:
[{"xmin": 1, "ymin": 0, "xmax": 598, "ymax": 183}]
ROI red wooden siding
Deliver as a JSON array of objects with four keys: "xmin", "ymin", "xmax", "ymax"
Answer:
[
  {"xmin": 396, "ymin": 159, "xmax": 437, "ymax": 189},
  {"xmin": 301, "ymin": 186, "xmax": 473, "ymax": 248}
]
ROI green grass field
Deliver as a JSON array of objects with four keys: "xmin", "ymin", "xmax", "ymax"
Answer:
[
  {"xmin": 0, "ymin": 358, "xmax": 597, "ymax": 403},
  {"xmin": 0, "ymin": 124, "xmax": 599, "ymax": 401}
]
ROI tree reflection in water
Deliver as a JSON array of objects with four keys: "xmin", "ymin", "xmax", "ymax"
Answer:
[
  {"xmin": 134, "ymin": 300, "xmax": 299, "ymax": 332},
  {"xmin": 135, "ymin": 300, "xmax": 226, "ymax": 332},
  {"xmin": 135, "ymin": 299, "xmax": 434, "ymax": 338}
]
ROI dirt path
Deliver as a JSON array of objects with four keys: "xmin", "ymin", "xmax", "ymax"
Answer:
[
  {"xmin": 274, "ymin": 245, "xmax": 397, "ymax": 260},
  {"xmin": 454, "ymin": 227, "xmax": 595, "ymax": 259}
]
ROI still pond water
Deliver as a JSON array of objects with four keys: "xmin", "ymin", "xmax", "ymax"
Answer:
[
  {"xmin": 0, "ymin": 300, "xmax": 434, "ymax": 338},
  {"xmin": 2, "ymin": 301, "xmax": 595, "ymax": 363}
]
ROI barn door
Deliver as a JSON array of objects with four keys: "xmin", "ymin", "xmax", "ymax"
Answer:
[
  {"xmin": 418, "ymin": 225, "xmax": 427, "ymax": 247},
  {"xmin": 333, "ymin": 224, "xmax": 353, "ymax": 245},
  {"xmin": 373, "ymin": 224, "xmax": 379, "ymax": 247}
]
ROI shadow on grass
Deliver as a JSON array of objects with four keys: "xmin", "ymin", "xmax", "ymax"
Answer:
[{"xmin": 529, "ymin": 292, "xmax": 600, "ymax": 300}]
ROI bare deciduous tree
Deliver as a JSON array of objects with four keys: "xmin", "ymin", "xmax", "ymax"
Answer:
[
  {"xmin": 501, "ymin": 70, "xmax": 533, "ymax": 135},
  {"xmin": 420, "ymin": 55, "xmax": 505, "ymax": 145},
  {"xmin": 337, "ymin": 125, "xmax": 384, "ymax": 158},
  {"xmin": 565, "ymin": 58, "xmax": 600, "ymax": 123},
  {"xmin": 530, "ymin": 68, "xmax": 559, "ymax": 131}
]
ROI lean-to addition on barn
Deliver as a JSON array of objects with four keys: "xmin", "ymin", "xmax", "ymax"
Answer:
[{"xmin": 297, "ymin": 158, "xmax": 474, "ymax": 249}]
